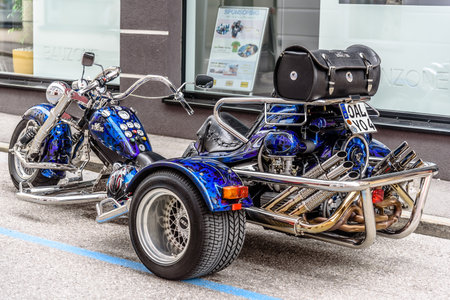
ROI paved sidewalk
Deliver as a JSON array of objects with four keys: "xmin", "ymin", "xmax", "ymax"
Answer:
[{"xmin": 0, "ymin": 112, "xmax": 449, "ymax": 238}]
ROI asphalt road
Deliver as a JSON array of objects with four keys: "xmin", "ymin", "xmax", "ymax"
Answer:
[{"xmin": 1, "ymin": 152, "xmax": 449, "ymax": 299}]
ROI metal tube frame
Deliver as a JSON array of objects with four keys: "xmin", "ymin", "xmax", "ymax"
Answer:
[
  {"xmin": 235, "ymin": 162, "xmax": 437, "ymax": 249},
  {"xmin": 13, "ymin": 146, "xmax": 79, "ymax": 172},
  {"xmin": 213, "ymin": 95, "xmax": 373, "ymax": 143}
]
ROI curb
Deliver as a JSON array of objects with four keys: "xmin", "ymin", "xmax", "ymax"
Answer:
[
  {"xmin": 1, "ymin": 142, "xmax": 449, "ymax": 239},
  {"xmin": 401, "ymin": 212, "xmax": 450, "ymax": 240}
]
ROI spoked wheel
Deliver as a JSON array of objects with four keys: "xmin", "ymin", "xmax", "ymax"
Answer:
[
  {"xmin": 129, "ymin": 170, "xmax": 246, "ymax": 280},
  {"xmin": 8, "ymin": 119, "xmax": 59, "ymax": 189},
  {"xmin": 136, "ymin": 188, "xmax": 191, "ymax": 265}
]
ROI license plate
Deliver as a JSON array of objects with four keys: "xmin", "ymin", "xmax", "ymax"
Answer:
[{"xmin": 340, "ymin": 102, "xmax": 377, "ymax": 134}]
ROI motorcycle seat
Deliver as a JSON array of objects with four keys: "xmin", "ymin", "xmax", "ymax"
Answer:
[
  {"xmin": 136, "ymin": 151, "xmax": 166, "ymax": 168},
  {"xmin": 196, "ymin": 112, "xmax": 249, "ymax": 153}
]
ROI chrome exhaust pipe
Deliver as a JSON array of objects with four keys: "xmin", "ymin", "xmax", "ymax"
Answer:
[
  {"xmin": 276, "ymin": 161, "xmax": 354, "ymax": 213},
  {"xmin": 20, "ymin": 180, "xmax": 97, "ymax": 196},
  {"xmin": 246, "ymin": 190, "xmax": 360, "ymax": 235},
  {"xmin": 289, "ymin": 170, "xmax": 360, "ymax": 216},
  {"xmin": 305, "ymin": 150, "xmax": 348, "ymax": 178},
  {"xmin": 16, "ymin": 180, "xmax": 106, "ymax": 205},
  {"xmin": 16, "ymin": 191, "xmax": 107, "ymax": 205},
  {"xmin": 263, "ymin": 151, "xmax": 347, "ymax": 210},
  {"xmin": 372, "ymin": 141, "xmax": 410, "ymax": 175},
  {"xmin": 408, "ymin": 159, "xmax": 424, "ymax": 170},
  {"xmin": 395, "ymin": 150, "xmax": 417, "ymax": 170}
]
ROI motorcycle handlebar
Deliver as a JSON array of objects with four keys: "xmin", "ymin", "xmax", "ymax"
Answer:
[
  {"xmin": 78, "ymin": 80, "xmax": 99, "ymax": 95},
  {"xmin": 113, "ymin": 75, "xmax": 177, "ymax": 101},
  {"xmin": 175, "ymin": 92, "xmax": 194, "ymax": 116},
  {"xmin": 77, "ymin": 66, "xmax": 121, "ymax": 95}
]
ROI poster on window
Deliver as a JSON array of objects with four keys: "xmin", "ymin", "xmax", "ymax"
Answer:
[{"xmin": 207, "ymin": 7, "xmax": 268, "ymax": 92}]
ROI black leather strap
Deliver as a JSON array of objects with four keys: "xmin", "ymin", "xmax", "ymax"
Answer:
[
  {"xmin": 321, "ymin": 53, "xmax": 336, "ymax": 96},
  {"xmin": 359, "ymin": 52, "xmax": 374, "ymax": 93}
]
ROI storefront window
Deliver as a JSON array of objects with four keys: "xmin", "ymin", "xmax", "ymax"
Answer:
[
  {"xmin": 185, "ymin": 0, "xmax": 321, "ymax": 96},
  {"xmin": 0, "ymin": 0, "xmax": 119, "ymax": 81},
  {"xmin": 185, "ymin": 0, "xmax": 450, "ymax": 119},
  {"xmin": 321, "ymin": 1, "xmax": 450, "ymax": 117}
]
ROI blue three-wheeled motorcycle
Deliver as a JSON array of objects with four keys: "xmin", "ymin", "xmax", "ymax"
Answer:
[{"xmin": 8, "ymin": 49, "xmax": 438, "ymax": 280}]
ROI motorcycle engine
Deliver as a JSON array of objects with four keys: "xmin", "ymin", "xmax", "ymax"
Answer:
[{"xmin": 259, "ymin": 113, "xmax": 370, "ymax": 188}]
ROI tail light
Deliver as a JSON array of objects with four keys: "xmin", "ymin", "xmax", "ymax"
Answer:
[
  {"xmin": 372, "ymin": 188, "xmax": 384, "ymax": 203},
  {"xmin": 222, "ymin": 186, "xmax": 249, "ymax": 200}
]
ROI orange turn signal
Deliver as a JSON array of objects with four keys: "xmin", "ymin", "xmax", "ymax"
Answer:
[{"xmin": 222, "ymin": 186, "xmax": 249, "ymax": 200}]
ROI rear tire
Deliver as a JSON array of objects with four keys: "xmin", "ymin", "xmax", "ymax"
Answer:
[
  {"xmin": 8, "ymin": 119, "xmax": 59, "ymax": 189},
  {"xmin": 129, "ymin": 170, "xmax": 246, "ymax": 280}
]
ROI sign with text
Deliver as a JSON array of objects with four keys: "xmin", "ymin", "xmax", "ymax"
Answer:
[
  {"xmin": 340, "ymin": 103, "xmax": 377, "ymax": 134},
  {"xmin": 207, "ymin": 7, "xmax": 268, "ymax": 92}
]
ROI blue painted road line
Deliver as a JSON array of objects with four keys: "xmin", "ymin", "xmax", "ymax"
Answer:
[{"xmin": 0, "ymin": 226, "xmax": 279, "ymax": 300}]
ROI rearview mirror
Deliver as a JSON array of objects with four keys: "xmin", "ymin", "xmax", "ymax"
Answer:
[
  {"xmin": 195, "ymin": 75, "xmax": 214, "ymax": 89},
  {"xmin": 82, "ymin": 52, "xmax": 95, "ymax": 67}
]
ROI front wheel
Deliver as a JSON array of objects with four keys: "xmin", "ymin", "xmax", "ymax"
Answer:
[
  {"xmin": 129, "ymin": 170, "xmax": 246, "ymax": 280},
  {"xmin": 8, "ymin": 119, "xmax": 59, "ymax": 189}
]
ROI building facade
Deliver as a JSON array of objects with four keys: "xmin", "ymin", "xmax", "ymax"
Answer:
[{"xmin": 1, "ymin": 0, "xmax": 450, "ymax": 178}]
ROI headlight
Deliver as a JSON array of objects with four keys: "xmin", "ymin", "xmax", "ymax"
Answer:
[{"xmin": 46, "ymin": 81, "xmax": 69, "ymax": 105}]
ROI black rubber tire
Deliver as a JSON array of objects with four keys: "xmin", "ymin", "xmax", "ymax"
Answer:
[
  {"xmin": 8, "ymin": 119, "xmax": 59, "ymax": 189},
  {"xmin": 129, "ymin": 170, "xmax": 246, "ymax": 280}
]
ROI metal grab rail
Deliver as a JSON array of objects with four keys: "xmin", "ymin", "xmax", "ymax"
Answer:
[
  {"xmin": 233, "ymin": 162, "xmax": 437, "ymax": 193},
  {"xmin": 234, "ymin": 162, "xmax": 438, "ymax": 249},
  {"xmin": 213, "ymin": 95, "xmax": 373, "ymax": 143}
]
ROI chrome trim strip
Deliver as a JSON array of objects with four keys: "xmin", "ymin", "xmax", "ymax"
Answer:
[{"xmin": 16, "ymin": 191, "xmax": 107, "ymax": 205}]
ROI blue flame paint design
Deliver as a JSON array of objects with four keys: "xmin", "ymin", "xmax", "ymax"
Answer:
[
  {"xmin": 369, "ymin": 138, "xmax": 390, "ymax": 158},
  {"xmin": 23, "ymin": 103, "xmax": 73, "ymax": 179},
  {"xmin": 264, "ymin": 130, "xmax": 301, "ymax": 156},
  {"xmin": 23, "ymin": 103, "xmax": 54, "ymax": 125},
  {"xmin": 344, "ymin": 136, "xmax": 368, "ymax": 173},
  {"xmin": 41, "ymin": 123, "xmax": 73, "ymax": 179},
  {"xmin": 89, "ymin": 106, "xmax": 152, "ymax": 160},
  {"xmin": 126, "ymin": 158, "xmax": 252, "ymax": 212},
  {"xmin": 263, "ymin": 104, "xmax": 304, "ymax": 128}
]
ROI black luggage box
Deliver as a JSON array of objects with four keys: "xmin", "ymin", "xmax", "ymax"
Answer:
[{"xmin": 273, "ymin": 44, "xmax": 381, "ymax": 101}]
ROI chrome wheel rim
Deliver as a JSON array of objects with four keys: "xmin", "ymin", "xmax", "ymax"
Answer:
[
  {"xmin": 136, "ymin": 188, "xmax": 191, "ymax": 266},
  {"xmin": 14, "ymin": 127, "xmax": 37, "ymax": 180}
]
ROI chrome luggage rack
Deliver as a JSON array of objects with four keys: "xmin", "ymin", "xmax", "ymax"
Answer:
[
  {"xmin": 214, "ymin": 95, "xmax": 378, "ymax": 143},
  {"xmin": 232, "ymin": 161, "xmax": 438, "ymax": 249}
]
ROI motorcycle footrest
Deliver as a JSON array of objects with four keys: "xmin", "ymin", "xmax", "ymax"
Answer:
[{"xmin": 96, "ymin": 198, "xmax": 129, "ymax": 223}]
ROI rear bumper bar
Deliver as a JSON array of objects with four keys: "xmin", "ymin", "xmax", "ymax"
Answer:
[{"xmin": 234, "ymin": 162, "xmax": 438, "ymax": 249}]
